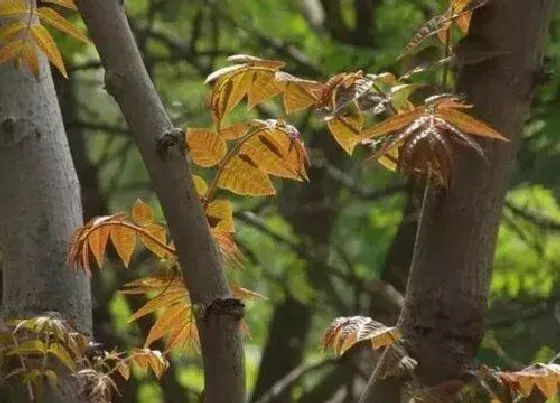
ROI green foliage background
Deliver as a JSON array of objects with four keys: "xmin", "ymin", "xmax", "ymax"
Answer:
[{"xmin": 56, "ymin": 0, "xmax": 560, "ymax": 400}]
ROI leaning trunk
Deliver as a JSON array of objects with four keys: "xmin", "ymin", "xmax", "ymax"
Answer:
[{"xmin": 0, "ymin": 26, "xmax": 92, "ymax": 401}]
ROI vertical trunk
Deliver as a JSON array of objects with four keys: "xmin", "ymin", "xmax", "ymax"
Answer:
[
  {"xmin": 362, "ymin": 1, "xmax": 556, "ymax": 401},
  {"xmin": 0, "ymin": 20, "xmax": 92, "ymax": 403},
  {"xmin": 399, "ymin": 0, "xmax": 555, "ymax": 387}
]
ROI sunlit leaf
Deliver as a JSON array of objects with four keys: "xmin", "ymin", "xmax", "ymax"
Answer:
[
  {"xmin": 327, "ymin": 112, "xmax": 364, "ymax": 154},
  {"xmin": 37, "ymin": 7, "xmax": 90, "ymax": 44},
  {"xmin": 41, "ymin": 0, "xmax": 78, "ymax": 11},
  {"xmin": 275, "ymin": 71, "xmax": 323, "ymax": 114},
  {"xmin": 241, "ymin": 124, "xmax": 308, "ymax": 181},
  {"xmin": 0, "ymin": 39, "xmax": 24, "ymax": 66},
  {"xmin": 437, "ymin": 108, "xmax": 508, "ymax": 141},
  {"xmin": 206, "ymin": 199, "xmax": 235, "ymax": 232},
  {"xmin": 186, "ymin": 128, "xmax": 228, "ymax": 167},
  {"xmin": 192, "ymin": 174, "xmax": 208, "ymax": 197},
  {"xmin": 0, "ymin": 21, "xmax": 25, "ymax": 42},
  {"xmin": 30, "ymin": 23, "xmax": 67, "ymax": 78},
  {"xmin": 247, "ymin": 71, "xmax": 282, "ymax": 108},
  {"xmin": 21, "ymin": 40, "xmax": 39, "ymax": 79},
  {"xmin": 132, "ymin": 199, "xmax": 153, "ymax": 225},
  {"xmin": 88, "ymin": 226, "xmax": 109, "ymax": 268},
  {"xmin": 361, "ymin": 107, "xmax": 425, "ymax": 139},
  {"xmin": 109, "ymin": 226, "xmax": 136, "ymax": 267},
  {"xmin": 140, "ymin": 223, "xmax": 169, "ymax": 260},
  {"xmin": 218, "ymin": 154, "xmax": 276, "ymax": 196},
  {"xmin": 231, "ymin": 286, "xmax": 267, "ymax": 300},
  {"xmin": 220, "ymin": 123, "xmax": 249, "ymax": 140},
  {"xmin": 7, "ymin": 340, "xmax": 47, "ymax": 355}
]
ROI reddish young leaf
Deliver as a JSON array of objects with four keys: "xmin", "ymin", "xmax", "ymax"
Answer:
[{"xmin": 320, "ymin": 316, "xmax": 400, "ymax": 356}]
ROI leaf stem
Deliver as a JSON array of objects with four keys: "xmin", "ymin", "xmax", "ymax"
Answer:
[
  {"xmin": 441, "ymin": 27, "xmax": 451, "ymax": 88},
  {"xmin": 204, "ymin": 127, "xmax": 260, "ymax": 204}
]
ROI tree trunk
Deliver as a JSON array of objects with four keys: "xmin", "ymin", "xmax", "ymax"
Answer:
[
  {"xmin": 361, "ymin": 0, "xmax": 556, "ymax": 401},
  {"xmin": 0, "ymin": 20, "xmax": 92, "ymax": 403},
  {"xmin": 75, "ymin": 1, "xmax": 245, "ymax": 402}
]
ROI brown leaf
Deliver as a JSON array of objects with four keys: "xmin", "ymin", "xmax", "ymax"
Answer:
[
  {"xmin": 320, "ymin": 316, "xmax": 400, "ymax": 356},
  {"xmin": 218, "ymin": 154, "xmax": 276, "ymax": 196},
  {"xmin": 186, "ymin": 128, "xmax": 228, "ymax": 167}
]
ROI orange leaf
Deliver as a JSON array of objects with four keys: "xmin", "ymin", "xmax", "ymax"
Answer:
[
  {"xmin": 132, "ymin": 199, "xmax": 153, "ymax": 225},
  {"xmin": 247, "ymin": 71, "xmax": 282, "ymax": 109},
  {"xmin": 218, "ymin": 154, "xmax": 276, "ymax": 196},
  {"xmin": 37, "ymin": 7, "xmax": 90, "ymax": 44},
  {"xmin": 140, "ymin": 223, "xmax": 169, "ymax": 260},
  {"xmin": 212, "ymin": 231, "xmax": 245, "ymax": 269},
  {"xmin": 0, "ymin": 39, "xmax": 24, "ymax": 66},
  {"xmin": 21, "ymin": 41, "xmax": 39, "ymax": 79},
  {"xmin": 361, "ymin": 107, "xmax": 425, "ymax": 139},
  {"xmin": 327, "ymin": 113, "xmax": 364, "ymax": 154},
  {"xmin": 30, "ymin": 23, "xmax": 67, "ymax": 78},
  {"xmin": 206, "ymin": 199, "xmax": 235, "ymax": 232},
  {"xmin": 275, "ymin": 72, "xmax": 323, "ymax": 114},
  {"xmin": 209, "ymin": 70, "xmax": 252, "ymax": 124},
  {"xmin": 87, "ymin": 226, "xmax": 109, "ymax": 268},
  {"xmin": 437, "ymin": 108, "xmax": 508, "ymax": 141},
  {"xmin": 110, "ymin": 226, "xmax": 136, "ymax": 267},
  {"xmin": 220, "ymin": 123, "xmax": 249, "ymax": 140},
  {"xmin": 241, "ymin": 126, "xmax": 308, "ymax": 181},
  {"xmin": 186, "ymin": 128, "xmax": 228, "ymax": 167}
]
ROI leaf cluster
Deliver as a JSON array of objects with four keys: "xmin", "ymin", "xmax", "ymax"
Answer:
[
  {"xmin": 0, "ymin": 314, "xmax": 167, "ymax": 402},
  {"xmin": 0, "ymin": 0, "xmax": 89, "ymax": 78}
]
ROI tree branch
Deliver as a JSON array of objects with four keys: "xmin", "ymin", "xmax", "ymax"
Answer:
[{"xmin": 74, "ymin": 1, "xmax": 245, "ymax": 402}]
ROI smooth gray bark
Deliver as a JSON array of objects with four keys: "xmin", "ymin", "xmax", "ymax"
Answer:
[{"xmin": 0, "ymin": 16, "xmax": 92, "ymax": 403}]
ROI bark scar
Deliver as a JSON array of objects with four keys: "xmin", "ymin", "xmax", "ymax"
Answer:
[
  {"xmin": 203, "ymin": 298, "xmax": 245, "ymax": 322},
  {"xmin": 156, "ymin": 127, "xmax": 184, "ymax": 157}
]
